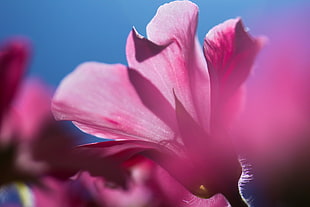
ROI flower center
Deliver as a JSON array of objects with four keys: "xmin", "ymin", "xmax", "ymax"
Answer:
[{"xmin": 193, "ymin": 184, "xmax": 211, "ymax": 199}]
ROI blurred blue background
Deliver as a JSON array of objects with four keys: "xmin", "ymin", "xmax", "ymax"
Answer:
[{"xmin": 0, "ymin": 0, "xmax": 308, "ymax": 87}]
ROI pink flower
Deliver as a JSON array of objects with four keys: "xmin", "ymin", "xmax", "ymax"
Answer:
[
  {"xmin": 0, "ymin": 39, "xmax": 29, "ymax": 130},
  {"xmin": 52, "ymin": 1, "xmax": 263, "ymax": 205},
  {"xmin": 235, "ymin": 5, "xmax": 310, "ymax": 205}
]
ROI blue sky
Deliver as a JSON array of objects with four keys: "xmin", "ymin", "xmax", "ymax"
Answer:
[{"xmin": 0, "ymin": 0, "xmax": 308, "ymax": 87}]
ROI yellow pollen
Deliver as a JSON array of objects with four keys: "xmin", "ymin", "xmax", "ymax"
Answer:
[
  {"xmin": 193, "ymin": 184, "xmax": 211, "ymax": 199},
  {"xmin": 199, "ymin": 184, "xmax": 207, "ymax": 191}
]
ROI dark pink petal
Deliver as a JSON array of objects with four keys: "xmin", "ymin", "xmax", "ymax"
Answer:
[
  {"xmin": 152, "ymin": 161, "xmax": 230, "ymax": 207},
  {"xmin": 81, "ymin": 140, "xmax": 212, "ymax": 200},
  {"xmin": 30, "ymin": 124, "xmax": 129, "ymax": 187},
  {"xmin": 204, "ymin": 18, "xmax": 264, "ymax": 128},
  {"xmin": 75, "ymin": 151, "xmax": 229, "ymax": 207},
  {"xmin": 52, "ymin": 62, "xmax": 174, "ymax": 143},
  {"xmin": 78, "ymin": 140, "xmax": 163, "ymax": 163},
  {"xmin": 174, "ymin": 91, "xmax": 208, "ymax": 153},
  {"xmin": 78, "ymin": 140, "xmax": 186, "ymax": 176},
  {"xmin": 173, "ymin": 89, "xmax": 243, "ymax": 204},
  {"xmin": 0, "ymin": 39, "xmax": 29, "ymax": 124},
  {"xmin": 78, "ymin": 140, "xmax": 203, "ymax": 194},
  {"xmin": 126, "ymin": 1, "xmax": 210, "ymax": 130}
]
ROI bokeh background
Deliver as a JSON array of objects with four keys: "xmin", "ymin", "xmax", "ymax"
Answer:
[{"xmin": 0, "ymin": 0, "xmax": 308, "ymax": 87}]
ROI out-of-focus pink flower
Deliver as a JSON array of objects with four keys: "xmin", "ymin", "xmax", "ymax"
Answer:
[
  {"xmin": 32, "ymin": 176, "xmax": 101, "ymax": 207},
  {"xmin": 0, "ymin": 77, "xmax": 67, "ymax": 185},
  {"xmin": 52, "ymin": 1, "xmax": 262, "ymax": 205},
  {"xmin": 33, "ymin": 157, "xmax": 229, "ymax": 207},
  {"xmin": 0, "ymin": 39, "xmax": 29, "ymax": 134},
  {"xmin": 0, "ymin": 39, "xmax": 28, "ymax": 117},
  {"xmin": 75, "ymin": 160, "xmax": 164, "ymax": 207},
  {"xmin": 32, "ymin": 160, "xmax": 163, "ymax": 207},
  {"xmin": 0, "ymin": 77, "xmax": 129, "ymax": 187},
  {"xmin": 0, "ymin": 39, "xmax": 34, "ymax": 185},
  {"xmin": 0, "ymin": 39, "xmax": 128, "ymax": 188},
  {"xmin": 235, "ymin": 4, "xmax": 310, "ymax": 206}
]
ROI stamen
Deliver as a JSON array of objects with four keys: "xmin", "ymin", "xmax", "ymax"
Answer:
[{"xmin": 193, "ymin": 184, "xmax": 211, "ymax": 199}]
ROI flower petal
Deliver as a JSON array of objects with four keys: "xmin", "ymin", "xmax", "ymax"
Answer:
[
  {"xmin": 78, "ymin": 140, "xmax": 163, "ymax": 162},
  {"xmin": 0, "ymin": 39, "xmax": 29, "ymax": 123},
  {"xmin": 204, "ymin": 18, "xmax": 264, "ymax": 127},
  {"xmin": 52, "ymin": 62, "xmax": 173, "ymax": 143},
  {"xmin": 174, "ymin": 91, "xmax": 208, "ymax": 154},
  {"xmin": 128, "ymin": 69, "xmax": 177, "ymax": 134},
  {"xmin": 78, "ymin": 140, "xmax": 198, "ymax": 193},
  {"xmin": 31, "ymin": 124, "xmax": 130, "ymax": 187},
  {"xmin": 126, "ymin": 1, "xmax": 210, "ymax": 130},
  {"xmin": 77, "ymin": 140, "xmax": 172, "ymax": 187},
  {"xmin": 153, "ymin": 161, "xmax": 230, "ymax": 207},
  {"xmin": 179, "ymin": 193, "xmax": 229, "ymax": 207},
  {"xmin": 12, "ymin": 78, "xmax": 52, "ymax": 141}
]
